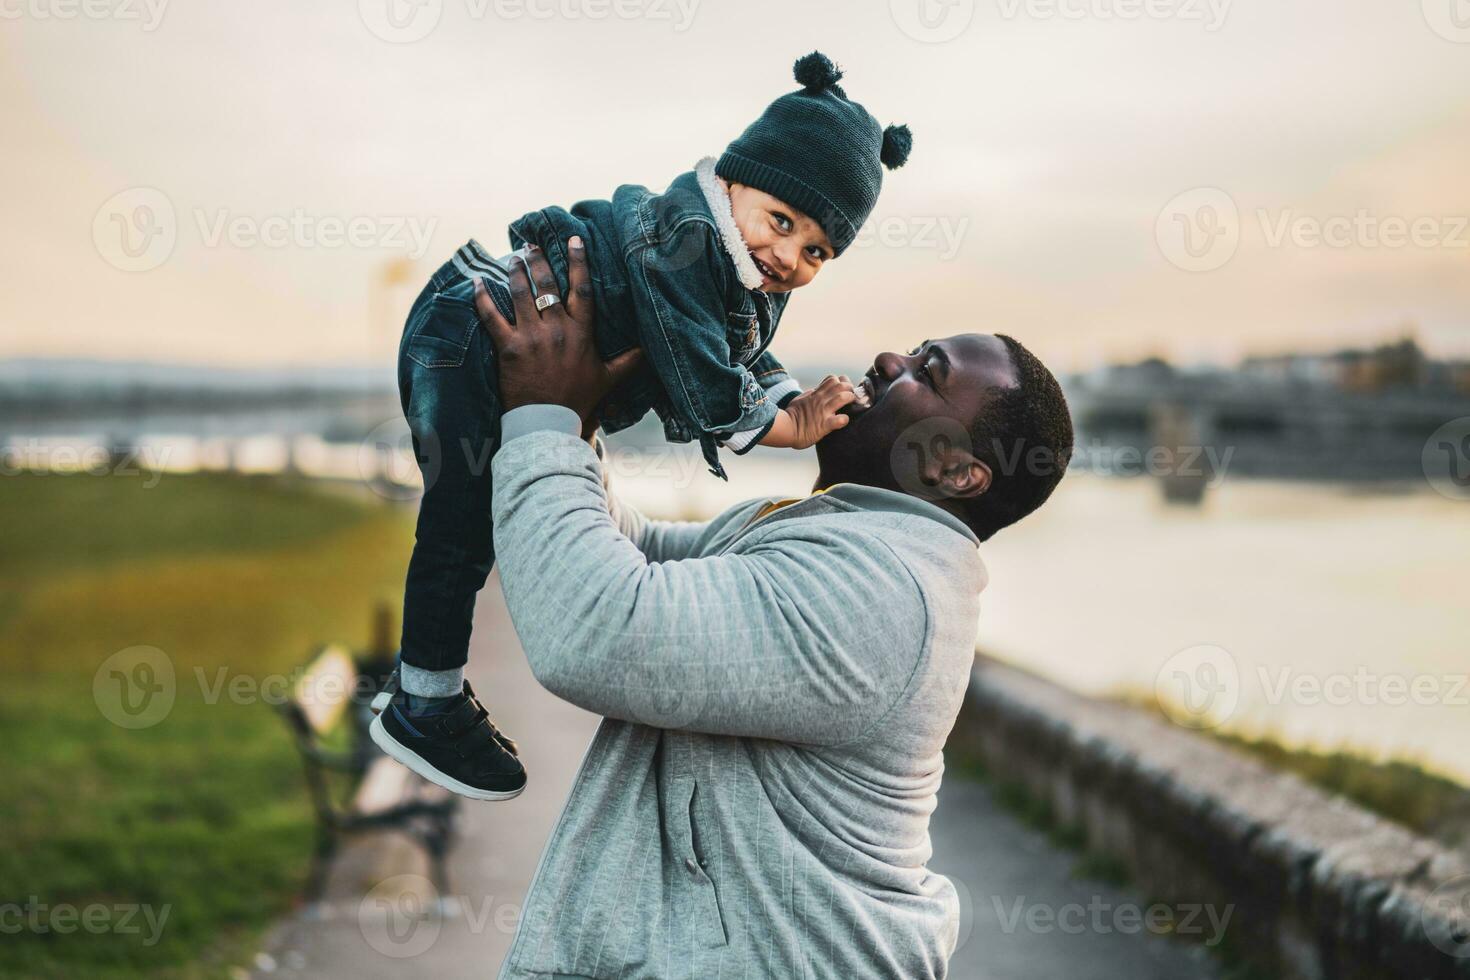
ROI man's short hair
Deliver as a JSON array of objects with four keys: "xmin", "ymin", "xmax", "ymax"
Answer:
[{"xmin": 963, "ymin": 335, "xmax": 1074, "ymax": 541}]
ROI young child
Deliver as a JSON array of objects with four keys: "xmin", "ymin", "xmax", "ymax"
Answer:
[{"xmin": 371, "ymin": 52, "xmax": 911, "ymax": 800}]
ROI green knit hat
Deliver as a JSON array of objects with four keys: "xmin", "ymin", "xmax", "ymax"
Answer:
[{"xmin": 715, "ymin": 52, "xmax": 912, "ymax": 257}]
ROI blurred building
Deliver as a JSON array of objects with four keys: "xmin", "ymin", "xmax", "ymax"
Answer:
[
  {"xmin": 1240, "ymin": 336, "xmax": 1470, "ymax": 395},
  {"xmin": 1066, "ymin": 334, "xmax": 1470, "ymax": 483}
]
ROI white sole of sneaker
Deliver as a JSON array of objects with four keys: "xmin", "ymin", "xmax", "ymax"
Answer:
[
  {"xmin": 370, "ymin": 689, "xmax": 392, "ymax": 714},
  {"xmin": 368, "ymin": 714, "xmax": 526, "ymax": 802}
]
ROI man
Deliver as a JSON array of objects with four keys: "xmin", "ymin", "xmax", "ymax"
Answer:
[{"xmin": 476, "ymin": 242, "xmax": 1070, "ymax": 979}]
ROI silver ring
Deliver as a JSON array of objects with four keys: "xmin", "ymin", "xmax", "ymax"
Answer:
[{"xmin": 534, "ymin": 293, "xmax": 561, "ymax": 312}]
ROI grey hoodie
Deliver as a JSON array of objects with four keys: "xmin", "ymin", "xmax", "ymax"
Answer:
[{"xmin": 492, "ymin": 406, "xmax": 986, "ymax": 980}]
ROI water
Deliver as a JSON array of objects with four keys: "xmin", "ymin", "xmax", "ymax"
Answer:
[
  {"xmin": 617, "ymin": 459, "xmax": 1470, "ymax": 785},
  {"xmin": 971, "ymin": 474, "xmax": 1469, "ymax": 783}
]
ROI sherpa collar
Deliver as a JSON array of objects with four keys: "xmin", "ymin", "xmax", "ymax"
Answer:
[{"xmin": 694, "ymin": 156, "xmax": 764, "ymax": 291}]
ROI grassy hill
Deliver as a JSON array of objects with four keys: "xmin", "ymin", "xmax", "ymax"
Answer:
[{"xmin": 0, "ymin": 471, "xmax": 415, "ymax": 978}]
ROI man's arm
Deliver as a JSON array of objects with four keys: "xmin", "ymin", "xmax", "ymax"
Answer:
[
  {"xmin": 493, "ymin": 413, "xmax": 929, "ymax": 745},
  {"xmin": 595, "ymin": 437, "xmax": 759, "ymax": 563}
]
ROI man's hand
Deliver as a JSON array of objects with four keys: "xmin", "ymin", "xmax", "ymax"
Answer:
[
  {"xmin": 473, "ymin": 237, "xmax": 642, "ymax": 433},
  {"xmin": 760, "ymin": 375, "xmax": 856, "ymax": 450}
]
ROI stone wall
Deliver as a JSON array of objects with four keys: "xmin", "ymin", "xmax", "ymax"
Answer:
[{"xmin": 951, "ymin": 656, "xmax": 1470, "ymax": 979}]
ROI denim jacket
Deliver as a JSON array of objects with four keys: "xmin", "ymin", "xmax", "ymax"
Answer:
[{"xmin": 505, "ymin": 158, "xmax": 799, "ymax": 478}]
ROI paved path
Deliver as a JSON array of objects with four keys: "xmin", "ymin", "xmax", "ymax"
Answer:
[
  {"xmin": 259, "ymin": 577, "xmax": 1219, "ymax": 979},
  {"xmin": 929, "ymin": 779, "xmax": 1221, "ymax": 979}
]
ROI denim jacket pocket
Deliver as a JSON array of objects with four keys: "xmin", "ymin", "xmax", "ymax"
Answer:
[
  {"xmin": 404, "ymin": 281, "xmax": 479, "ymax": 370},
  {"xmin": 725, "ymin": 307, "xmax": 762, "ymax": 366}
]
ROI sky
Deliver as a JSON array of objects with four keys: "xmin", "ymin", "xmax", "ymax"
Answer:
[{"xmin": 3, "ymin": 0, "xmax": 1469, "ymax": 376}]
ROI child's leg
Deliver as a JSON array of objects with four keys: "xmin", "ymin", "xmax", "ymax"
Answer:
[
  {"xmin": 375, "ymin": 249, "xmax": 527, "ymax": 801},
  {"xmin": 396, "ymin": 255, "xmax": 509, "ymax": 697}
]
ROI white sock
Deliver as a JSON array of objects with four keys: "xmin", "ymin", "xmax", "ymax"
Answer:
[{"xmin": 400, "ymin": 663, "xmax": 464, "ymax": 699}]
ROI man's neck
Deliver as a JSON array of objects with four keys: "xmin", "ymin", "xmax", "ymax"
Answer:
[
  {"xmin": 805, "ymin": 475, "xmax": 981, "ymax": 543},
  {"xmin": 812, "ymin": 469, "xmax": 861, "ymax": 495},
  {"xmin": 815, "ymin": 469, "xmax": 973, "ymax": 531}
]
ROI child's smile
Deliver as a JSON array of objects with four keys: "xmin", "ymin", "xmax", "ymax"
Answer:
[
  {"xmin": 750, "ymin": 251, "xmax": 784, "ymax": 288},
  {"xmin": 725, "ymin": 181, "xmax": 834, "ymax": 294}
]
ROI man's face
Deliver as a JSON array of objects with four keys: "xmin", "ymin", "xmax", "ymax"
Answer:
[{"xmin": 816, "ymin": 334, "xmax": 1019, "ymax": 493}]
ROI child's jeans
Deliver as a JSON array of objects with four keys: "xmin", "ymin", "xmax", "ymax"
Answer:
[{"xmin": 397, "ymin": 241, "xmax": 520, "ymax": 676}]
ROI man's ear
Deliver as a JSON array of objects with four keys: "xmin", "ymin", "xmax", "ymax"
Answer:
[
  {"xmin": 903, "ymin": 435, "xmax": 991, "ymax": 501},
  {"xmin": 939, "ymin": 451, "xmax": 992, "ymax": 500}
]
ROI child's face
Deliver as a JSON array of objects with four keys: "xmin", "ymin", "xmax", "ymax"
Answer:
[{"xmin": 725, "ymin": 183, "xmax": 834, "ymax": 293}]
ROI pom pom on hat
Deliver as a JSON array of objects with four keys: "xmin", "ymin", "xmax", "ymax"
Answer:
[
  {"xmin": 880, "ymin": 124, "xmax": 912, "ymax": 170},
  {"xmin": 793, "ymin": 51, "xmax": 843, "ymax": 93}
]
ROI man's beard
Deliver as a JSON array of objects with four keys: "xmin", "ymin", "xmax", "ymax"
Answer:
[{"xmin": 814, "ymin": 419, "xmax": 900, "ymax": 493}]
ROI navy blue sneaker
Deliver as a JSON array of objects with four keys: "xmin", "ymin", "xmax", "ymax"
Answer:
[{"xmin": 369, "ymin": 681, "xmax": 526, "ymax": 801}]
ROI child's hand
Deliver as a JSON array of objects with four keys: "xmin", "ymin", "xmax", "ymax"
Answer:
[{"xmin": 764, "ymin": 375, "xmax": 858, "ymax": 450}]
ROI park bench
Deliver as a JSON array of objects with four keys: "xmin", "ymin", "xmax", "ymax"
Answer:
[{"xmin": 275, "ymin": 642, "xmax": 459, "ymax": 904}]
